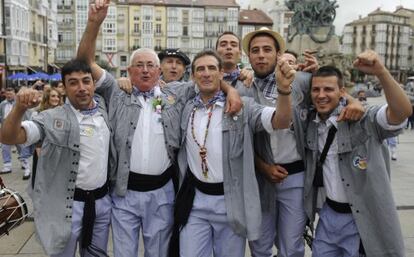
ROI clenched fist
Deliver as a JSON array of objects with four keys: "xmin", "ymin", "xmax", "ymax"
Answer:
[
  {"xmin": 15, "ymin": 88, "xmax": 41, "ymax": 111},
  {"xmin": 276, "ymin": 59, "xmax": 296, "ymax": 91}
]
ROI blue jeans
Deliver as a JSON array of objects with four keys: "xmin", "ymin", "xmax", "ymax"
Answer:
[{"xmin": 2, "ymin": 144, "xmax": 32, "ymax": 165}]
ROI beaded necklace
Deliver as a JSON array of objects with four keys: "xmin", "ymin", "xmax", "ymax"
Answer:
[{"xmin": 190, "ymin": 104, "xmax": 214, "ymax": 179}]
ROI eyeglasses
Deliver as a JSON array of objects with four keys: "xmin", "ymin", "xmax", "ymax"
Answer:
[{"xmin": 131, "ymin": 63, "xmax": 158, "ymax": 71}]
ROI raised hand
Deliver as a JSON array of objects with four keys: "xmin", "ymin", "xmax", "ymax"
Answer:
[
  {"xmin": 276, "ymin": 59, "xmax": 296, "ymax": 91},
  {"xmin": 118, "ymin": 77, "xmax": 133, "ymax": 94},
  {"xmin": 239, "ymin": 68, "xmax": 253, "ymax": 88},
  {"xmin": 353, "ymin": 50, "xmax": 386, "ymax": 77},
  {"xmin": 15, "ymin": 88, "xmax": 41, "ymax": 111},
  {"xmin": 88, "ymin": 0, "xmax": 110, "ymax": 25},
  {"xmin": 299, "ymin": 50, "xmax": 319, "ymax": 73}
]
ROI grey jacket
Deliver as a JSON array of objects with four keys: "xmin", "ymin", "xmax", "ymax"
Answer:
[
  {"xmin": 96, "ymin": 72, "xmax": 194, "ymax": 196},
  {"xmin": 304, "ymin": 105, "xmax": 405, "ymax": 257},
  {"xmin": 0, "ymin": 100, "xmax": 32, "ymax": 123},
  {"xmin": 177, "ymin": 97, "xmax": 267, "ymax": 240},
  {"xmin": 29, "ymin": 96, "xmax": 114, "ymax": 255},
  {"xmin": 240, "ymin": 72, "xmax": 312, "ymax": 212}
]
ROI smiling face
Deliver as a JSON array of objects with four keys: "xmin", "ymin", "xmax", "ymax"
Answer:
[
  {"xmin": 192, "ymin": 55, "xmax": 223, "ymax": 100},
  {"xmin": 248, "ymin": 35, "xmax": 279, "ymax": 77},
  {"xmin": 216, "ymin": 34, "xmax": 241, "ymax": 71},
  {"xmin": 160, "ymin": 56, "xmax": 186, "ymax": 83},
  {"xmin": 64, "ymin": 71, "xmax": 95, "ymax": 110},
  {"xmin": 311, "ymin": 76, "xmax": 345, "ymax": 120},
  {"xmin": 128, "ymin": 51, "xmax": 161, "ymax": 91},
  {"xmin": 48, "ymin": 89, "xmax": 61, "ymax": 107}
]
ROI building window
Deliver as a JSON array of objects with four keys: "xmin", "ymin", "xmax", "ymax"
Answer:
[
  {"xmin": 120, "ymin": 55, "xmax": 127, "ymax": 66},
  {"xmin": 183, "ymin": 26, "xmax": 188, "ymax": 36},
  {"xmin": 156, "ymin": 24, "xmax": 162, "ymax": 35}
]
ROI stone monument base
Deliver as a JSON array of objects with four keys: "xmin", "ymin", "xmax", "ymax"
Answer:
[{"xmin": 287, "ymin": 34, "xmax": 340, "ymax": 56}]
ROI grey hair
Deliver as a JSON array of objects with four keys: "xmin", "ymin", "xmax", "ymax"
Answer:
[{"xmin": 129, "ymin": 48, "xmax": 160, "ymax": 66}]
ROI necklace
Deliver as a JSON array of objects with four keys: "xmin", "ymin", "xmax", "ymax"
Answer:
[{"xmin": 190, "ymin": 104, "xmax": 214, "ymax": 179}]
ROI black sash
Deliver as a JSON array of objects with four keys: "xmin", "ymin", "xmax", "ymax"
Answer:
[
  {"xmin": 313, "ymin": 126, "xmax": 337, "ymax": 187},
  {"xmin": 127, "ymin": 165, "xmax": 174, "ymax": 192},
  {"xmin": 280, "ymin": 160, "xmax": 305, "ymax": 175},
  {"xmin": 74, "ymin": 181, "xmax": 108, "ymax": 249},
  {"xmin": 168, "ymin": 170, "xmax": 224, "ymax": 257}
]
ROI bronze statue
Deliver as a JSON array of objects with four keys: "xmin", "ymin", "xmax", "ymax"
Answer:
[{"xmin": 286, "ymin": 0, "xmax": 338, "ymax": 43}]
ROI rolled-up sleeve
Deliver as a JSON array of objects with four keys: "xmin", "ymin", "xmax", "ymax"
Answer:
[
  {"xmin": 21, "ymin": 121, "xmax": 41, "ymax": 147},
  {"xmin": 261, "ymin": 107, "xmax": 276, "ymax": 133},
  {"xmin": 376, "ymin": 104, "xmax": 407, "ymax": 130},
  {"xmin": 94, "ymin": 69, "xmax": 107, "ymax": 88}
]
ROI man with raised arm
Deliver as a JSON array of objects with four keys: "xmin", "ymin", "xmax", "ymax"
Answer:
[
  {"xmin": 77, "ymin": 2, "xmax": 242, "ymax": 257},
  {"xmin": 0, "ymin": 59, "xmax": 113, "ymax": 257},
  {"xmin": 304, "ymin": 50, "xmax": 411, "ymax": 257},
  {"xmin": 171, "ymin": 49, "xmax": 295, "ymax": 257}
]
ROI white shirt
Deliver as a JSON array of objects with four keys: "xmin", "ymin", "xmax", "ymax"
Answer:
[
  {"xmin": 187, "ymin": 101, "xmax": 275, "ymax": 183},
  {"xmin": 95, "ymin": 71, "xmax": 171, "ymax": 175},
  {"xmin": 129, "ymin": 94, "xmax": 171, "ymax": 175},
  {"xmin": 3, "ymin": 100, "xmax": 14, "ymax": 119},
  {"xmin": 21, "ymin": 102, "xmax": 110, "ymax": 190},
  {"xmin": 269, "ymin": 128, "xmax": 302, "ymax": 164},
  {"xmin": 315, "ymin": 104, "xmax": 406, "ymax": 203}
]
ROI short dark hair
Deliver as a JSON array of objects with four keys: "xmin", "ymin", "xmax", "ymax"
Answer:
[
  {"xmin": 61, "ymin": 59, "xmax": 92, "ymax": 86},
  {"xmin": 191, "ymin": 50, "xmax": 223, "ymax": 74},
  {"xmin": 216, "ymin": 31, "xmax": 241, "ymax": 50},
  {"xmin": 284, "ymin": 49, "xmax": 298, "ymax": 59},
  {"xmin": 312, "ymin": 66, "xmax": 344, "ymax": 88},
  {"xmin": 249, "ymin": 32, "xmax": 280, "ymax": 52},
  {"xmin": 5, "ymin": 87, "xmax": 16, "ymax": 93}
]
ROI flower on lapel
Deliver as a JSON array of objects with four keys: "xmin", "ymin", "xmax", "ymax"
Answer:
[{"xmin": 152, "ymin": 86, "xmax": 163, "ymax": 114}]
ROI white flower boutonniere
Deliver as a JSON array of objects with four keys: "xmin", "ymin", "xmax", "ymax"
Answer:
[{"xmin": 152, "ymin": 86, "xmax": 163, "ymax": 114}]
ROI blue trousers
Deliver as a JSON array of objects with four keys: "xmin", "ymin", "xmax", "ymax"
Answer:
[
  {"xmin": 51, "ymin": 194, "xmax": 112, "ymax": 257},
  {"xmin": 249, "ymin": 172, "xmax": 307, "ymax": 257},
  {"xmin": 312, "ymin": 203, "xmax": 361, "ymax": 257},
  {"xmin": 180, "ymin": 189, "xmax": 245, "ymax": 257},
  {"xmin": 2, "ymin": 144, "xmax": 32, "ymax": 165},
  {"xmin": 111, "ymin": 180, "xmax": 175, "ymax": 257}
]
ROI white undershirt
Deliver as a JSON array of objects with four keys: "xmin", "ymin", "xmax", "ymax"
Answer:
[
  {"xmin": 186, "ymin": 102, "xmax": 224, "ymax": 183},
  {"xmin": 21, "ymin": 102, "xmax": 110, "ymax": 190},
  {"xmin": 129, "ymin": 94, "xmax": 171, "ymax": 175},
  {"xmin": 315, "ymin": 104, "xmax": 407, "ymax": 203},
  {"xmin": 186, "ymin": 101, "xmax": 275, "ymax": 183},
  {"xmin": 3, "ymin": 101, "xmax": 13, "ymax": 119}
]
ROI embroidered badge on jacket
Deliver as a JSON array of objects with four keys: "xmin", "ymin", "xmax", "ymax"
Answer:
[
  {"xmin": 53, "ymin": 119, "xmax": 65, "ymax": 130},
  {"xmin": 353, "ymin": 155, "xmax": 367, "ymax": 170}
]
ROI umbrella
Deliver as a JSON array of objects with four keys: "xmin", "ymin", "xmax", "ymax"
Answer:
[
  {"xmin": 48, "ymin": 73, "xmax": 62, "ymax": 81},
  {"xmin": 27, "ymin": 72, "xmax": 49, "ymax": 81},
  {"xmin": 7, "ymin": 72, "xmax": 28, "ymax": 80}
]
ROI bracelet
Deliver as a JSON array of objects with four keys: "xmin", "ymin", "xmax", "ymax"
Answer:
[{"xmin": 277, "ymin": 85, "xmax": 292, "ymax": 96}]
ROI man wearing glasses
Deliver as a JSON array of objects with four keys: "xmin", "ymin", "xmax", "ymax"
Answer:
[{"xmin": 77, "ymin": 1, "xmax": 242, "ymax": 257}]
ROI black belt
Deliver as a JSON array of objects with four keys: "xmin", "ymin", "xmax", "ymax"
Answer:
[
  {"xmin": 190, "ymin": 171, "xmax": 224, "ymax": 195},
  {"xmin": 169, "ymin": 169, "xmax": 223, "ymax": 257},
  {"xmin": 279, "ymin": 160, "xmax": 304, "ymax": 175},
  {"xmin": 326, "ymin": 197, "xmax": 352, "ymax": 214},
  {"xmin": 127, "ymin": 165, "xmax": 174, "ymax": 192},
  {"xmin": 74, "ymin": 181, "xmax": 109, "ymax": 249}
]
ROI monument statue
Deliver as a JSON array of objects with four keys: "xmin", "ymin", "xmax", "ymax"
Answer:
[{"xmin": 286, "ymin": 0, "xmax": 338, "ymax": 43}]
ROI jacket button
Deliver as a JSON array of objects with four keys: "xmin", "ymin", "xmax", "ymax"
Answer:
[
  {"xmin": 346, "ymin": 184, "xmax": 350, "ymax": 187},
  {"xmin": 356, "ymin": 210, "xmax": 359, "ymax": 213},
  {"xmin": 341, "ymin": 178, "xmax": 345, "ymax": 181}
]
